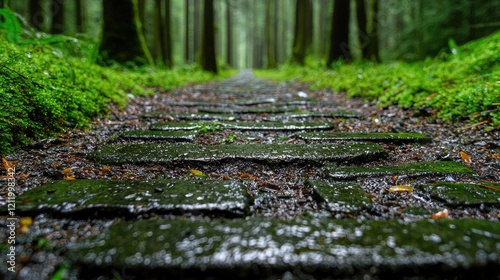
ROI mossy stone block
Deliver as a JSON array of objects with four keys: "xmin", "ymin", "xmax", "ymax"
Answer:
[
  {"xmin": 150, "ymin": 121, "xmax": 335, "ymax": 131},
  {"xmin": 121, "ymin": 130, "xmax": 198, "ymax": 141},
  {"xmin": 418, "ymin": 182, "xmax": 500, "ymax": 206},
  {"xmin": 91, "ymin": 143, "xmax": 387, "ymax": 165},
  {"xmin": 325, "ymin": 161, "xmax": 476, "ymax": 180},
  {"xmin": 309, "ymin": 180, "xmax": 372, "ymax": 213},
  {"xmin": 13, "ymin": 179, "xmax": 250, "ymax": 217},
  {"xmin": 70, "ymin": 217, "xmax": 500, "ymax": 278},
  {"xmin": 299, "ymin": 132, "xmax": 431, "ymax": 143},
  {"xmin": 198, "ymin": 107, "xmax": 293, "ymax": 114}
]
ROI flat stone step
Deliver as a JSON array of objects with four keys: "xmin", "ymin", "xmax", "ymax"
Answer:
[
  {"xmin": 299, "ymin": 132, "xmax": 431, "ymax": 143},
  {"xmin": 91, "ymin": 143, "xmax": 388, "ymax": 165},
  {"xmin": 309, "ymin": 180, "xmax": 372, "ymax": 213},
  {"xmin": 285, "ymin": 110, "xmax": 362, "ymax": 119},
  {"xmin": 324, "ymin": 161, "xmax": 476, "ymax": 180},
  {"xmin": 169, "ymin": 98, "xmax": 277, "ymax": 107},
  {"xmin": 198, "ymin": 107, "xmax": 294, "ymax": 114},
  {"xmin": 149, "ymin": 121, "xmax": 335, "ymax": 131},
  {"xmin": 121, "ymin": 130, "xmax": 198, "ymax": 141},
  {"xmin": 69, "ymin": 217, "xmax": 500, "ymax": 279},
  {"xmin": 418, "ymin": 182, "xmax": 500, "ymax": 206},
  {"xmin": 141, "ymin": 112, "xmax": 237, "ymax": 121},
  {"xmin": 12, "ymin": 179, "xmax": 250, "ymax": 218}
]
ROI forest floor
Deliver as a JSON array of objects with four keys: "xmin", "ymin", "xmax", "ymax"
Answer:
[{"xmin": 1, "ymin": 70, "xmax": 499, "ymax": 279}]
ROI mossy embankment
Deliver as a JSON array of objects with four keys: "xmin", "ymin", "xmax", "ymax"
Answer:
[{"xmin": 256, "ymin": 31, "xmax": 500, "ymax": 128}]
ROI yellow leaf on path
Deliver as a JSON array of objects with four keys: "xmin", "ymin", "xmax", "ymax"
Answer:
[
  {"xmin": 190, "ymin": 169, "xmax": 204, "ymax": 177},
  {"xmin": 388, "ymin": 185, "xmax": 414, "ymax": 193},
  {"xmin": 459, "ymin": 151, "xmax": 471, "ymax": 163},
  {"xmin": 2, "ymin": 157, "xmax": 13, "ymax": 171},
  {"xmin": 19, "ymin": 217, "xmax": 32, "ymax": 233},
  {"xmin": 61, "ymin": 167, "xmax": 73, "ymax": 175},
  {"xmin": 64, "ymin": 176, "xmax": 77, "ymax": 181},
  {"xmin": 431, "ymin": 209, "xmax": 450, "ymax": 219}
]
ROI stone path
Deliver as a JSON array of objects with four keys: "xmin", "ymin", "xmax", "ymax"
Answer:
[{"xmin": 4, "ymin": 70, "xmax": 500, "ymax": 279}]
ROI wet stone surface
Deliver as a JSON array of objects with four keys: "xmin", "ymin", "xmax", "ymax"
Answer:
[
  {"xmin": 418, "ymin": 182, "xmax": 500, "ymax": 206},
  {"xmin": 10, "ymin": 179, "xmax": 250, "ymax": 217},
  {"xmin": 70, "ymin": 217, "xmax": 500, "ymax": 279},
  {"xmin": 121, "ymin": 130, "xmax": 198, "ymax": 141},
  {"xmin": 309, "ymin": 180, "xmax": 373, "ymax": 213},
  {"xmin": 324, "ymin": 161, "xmax": 477, "ymax": 180},
  {"xmin": 150, "ymin": 121, "xmax": 336, "ymax": 131},
  {"xmin": 299, "ymin": 132, "xmax": 431, "ymax": 143},
  {"xmin": 91, "ymin": 143, "xmax": 388, "ymax": 165}
]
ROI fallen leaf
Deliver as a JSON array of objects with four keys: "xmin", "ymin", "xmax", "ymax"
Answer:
[
  {"xmin": 459, "ymin": 151, "xmax": 471, "ymax": 163},
  {"xmin": 489, "ymin": 153, "xmax": 500, "ymax": 160},
  {"xmin": 19, "ymin": 217, "xmax": 32, "ymax": 233},
  {"xmin": 425, "ymin": 92, "xmax": 437, "ymax": 100},
  {"xmin": 479, "ymin": 184, "xmax": 500, "ymax": 192},
  {"xmin": 18, "ymin": 173, "xmax": 31, "ymax": 180},
  {"xmin": 2, "ymin": 157, "xmax": 13, "ymax": 171},
  {"xmin": 388, "ymin": 185, "xmax": 414, "ymax": 193},
  {"xmin": 431, "ymin": 209, "xmax": 450, "ymax": 219},
  {"xmin": 61, "ymin": 167, "xmax": 73, "ymax": 175},
  {"xmin": 101, "ymin": 166, "xmax": 111, "ymax": 172},
  {"xmin": 190, "ymin": 169, "xmax": 204, "ymax": 177},
  {"xmin": 64, "ymin": 176, "xmax": 77, "ymax": 181}
]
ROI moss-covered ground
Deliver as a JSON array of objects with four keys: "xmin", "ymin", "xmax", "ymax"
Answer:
[{"xmin": 256, "ymin": 31, "xmax": 500, "ymax": 129}]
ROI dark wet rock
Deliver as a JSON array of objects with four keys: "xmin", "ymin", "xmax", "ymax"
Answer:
[
  {"xmin": 285, "ymin": 110, "xmax": 362, "ymax": 119},
  {"xmin": 141, "ymin": 112, "xmax": 237, "ymax": 121},
  {"xmin": 309, "ymin": 180, "xmax": 372, "ymax": 213},
  {"xmin": 11, "ymin": 179, "xmax": 250, "ymax": 217},
  {"xmin": 418, "ymin": 182, "xmax": 500, "ymax": 206},
  {"xmin": 121, "ymin": 130, "xmax": 198, "ymax": 141},
  {"xmin": 91, "ymin": 143, "xmax": 388, "ymax": 165},
  {"xmin": 70, "ymin": 217, "xmax": 500, "ymax": 279},
  {"xmin": 198, "ymin": 107, "xmax": 294, "ymax": 114},
  {"xmin": 299, "ymin": 132, "xmax": 431, "ymax": 143},
  {"xmin": 325, "ymin": 161, "xmax": 477, "ymax": 180},
  {"xmin": 150, "ymin": 121, "xmax": 335, "ymax": 131}
]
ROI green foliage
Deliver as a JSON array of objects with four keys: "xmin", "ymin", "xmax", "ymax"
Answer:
[
  {"xmin": 196, "ymin": 121, "xmax": 225, "ymax": 133},
  {"xmin": 257, "ymin": 31, "xmax": 500, "ymax": 127}
]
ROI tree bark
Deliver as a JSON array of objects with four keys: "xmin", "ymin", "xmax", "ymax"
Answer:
[
  {"xmin": 50, "ymin": 0, "xmax": 64, "ymax": 34},
  {"xmin": 265, "ymin": 0, "xmax": 276, "ymax": 68},
  {"xmin": 164, "ymin": 0, "xmax": 172, "ymax": 67},
  {"xmin": 367, "ymin": 0, "xmax": 380, "ymax": 62},
  {"xmin": 185, "ymin": 0, "xmax": 190, "ymax": 62},
  {"xmin": 98, "ymin": 0, "xmax": 153, "ymax": 66},
  {"xmin": 356, "ymin": 0, "xmax": 369, "ymax": 59},
  {"xmin": 193, "ymin": 0, "xmax": 201, "ymax": 62},
  {"xmin": 28, "ymin": 0, "xmax": 44, "ymax": 31},
  {"xmin": 291, "ymin": 0, "xmax": 311, "ymax": 65},
  {"xmin": 226, "ymin": 0, "xmax": 233, "ymax": 67},
  {"xmin": 75, "ymin": 0, "xmax": 85, "ymax": 33},
  {"xmin": 201, "ymin": 0, "xmax": 217, "ymax": 73},
  {"xmin": 326, "ymin": 0, "xmax": 351, "ymax": 66}
]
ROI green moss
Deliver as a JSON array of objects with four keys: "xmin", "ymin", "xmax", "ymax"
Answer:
[
  {"xmin": 418, "ymin": 182, "xmax": 500, "ymax": 206},
  {"xmin": 256, "ymin": 31, "xmax": 500, "ymax": 127}
]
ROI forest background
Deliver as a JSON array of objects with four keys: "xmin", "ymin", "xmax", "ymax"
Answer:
[{"xmin": 0, "ymin": 0, "xmax": 499, "ymax": 155}]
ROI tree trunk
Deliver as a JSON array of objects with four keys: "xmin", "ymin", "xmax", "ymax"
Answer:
[
  {"xmin": 193, "ymin": 0, "xmax": 201, "ymax": 62},
  {"xmin": 356, "ymin": 0, "xmax": 369, "ymax": 59},
  {"xmin": 75, "ymin": 0, "xmax": 85, "ymax": 33},
  {"xmin": 153, "ymin": 0, "xmax": 165, "ymax": 65},
  {"xmin": 137, "ymin": 0, "xmax": 146, "ymax": 35},
  {"xmin": 291, "ymin": 0, "xmax": 310, "ymax": 65},
  {"xmin": 185, "ymin": 0, "xmax": 190, "ymax": 62},
  {"xmin": 226, "ymin": 0, "xmax": 233, "ymax": 67},
  {"xmin": 28, "ymin": 0, "xmax": 44, "ymax": 31},
  {"xmin": 98, "ymin": 0, "xmax": 153, "ymax": 66},
  {"xmin": 164, "ymin": 0, "xmax": 172, "ymax": 67},
  {"xmin": 265, "ymin": 0, "xmax": 276, "ymax": 68},
  {"xmin": 326, "ymin": 0, "xmax": 351, "ymax": 66},
  {"xmin": 201, "ymin": 0, "xmax": 217, "ymax": 73},
  {"xmin": 50, "ymin": 0, "xmax": 64, "ymax": 34},
  {"xmin": 367, "ymin": 0, "xmax": 380, "ymax": 62}
]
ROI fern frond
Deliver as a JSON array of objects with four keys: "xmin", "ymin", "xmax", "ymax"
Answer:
[{"xmin": 0, "ymin": 8, "xmax": 22, "ymax": 44}]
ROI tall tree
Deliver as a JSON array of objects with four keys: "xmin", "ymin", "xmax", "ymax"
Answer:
[
  {"xmin": 356, "ymin": 0, "xmax": 369, "ymax": 59},
  {"xmin": 265, "ymin": 0, "xmax": 276, "ymax": 68},
  {"xmin": 225, "ymin": 0, "xmax": 233, "ymax": 67},
  {"xmin": 28, "ymin": 0, "xmax": 44, "ymax": 31},
  {"xmin": 193, "ymin": 0, "xmax": 201, "ymax": 61},
  {"xmin": 50, "ymin": 0, "xmax": 64, "ymax": 34},
  {"xmin": 327, "ymin": 0, "xmax": 351, "ymax": 66},
  {"xmin": 98, "ymin": 0, "xmax": 153, "ymax": 66},
  {"xmin": 153, "ymin": 0, "xmax": 172, "ymax": 67},
  {"xmin": 366, "ymin": 0, "xmax": 380, "ymax": 62},
  {"xmin": 291, "ymin": 0, "xmax": 312, "ymax": 65},
  {"xmin": 200, "ymin": 0, "xmax": 217, "ymax": 73},
  {"xmin": 185, "ymin": 0, "xmax": 190, "ymax": 62},
  {"xmin": 75, "ymin": 0, "xmax": 85, "ymax": 33},
  {"xmin": 164, "ymin": 0, "xmax": 172, "ymax": 67}
]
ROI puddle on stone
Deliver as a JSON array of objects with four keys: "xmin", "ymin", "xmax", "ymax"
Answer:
[
  {"xmin": 299, "ymin": 132, "xmax": 431, "ymax": 143},
  {"xmin": 325, "ymin": 161, "xmax": 476, "ymax": 180},
  {"xmin": 91, "ymin": 143, "xmax": 388, "ymax": 165},
  {"xmin": 11, "ymin": 179, "xmax": 250, "ymax": 217},
  {"xmin": 121, "ymin": 130, "xmax": 198, "ymax": 141},
  {"xmin": 70, "ymin": 217, "xmax": 500, "ymax": 279},
  {"xmin": 309, "ymin": 180, "xmax": 372, "ymax": 213}
]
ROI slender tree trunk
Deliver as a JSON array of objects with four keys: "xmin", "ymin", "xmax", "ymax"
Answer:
[
  {"xmin": 28, "ymin": 0, "xmax": 44, "ymax": 31},
  {"xmin": 50, "ymin": 0, "xmax": 64, "ymax": 34},
  {"xmin": 193, "ymin": 0, "xmax": 201, "ymax": 62},
  {"xmin": 225, "ymin": 0, "xmax": 233, "ymax": 67},
  {"xmin": 367, "ymin": 0, "xmax": 380, "ymax": 62},
  {"xmin": 185, "ymin": 0, "xmax": 190, "ymax": 62},
  {"xmin": 164, "ymin": 0, "xmax": 172, "ymax": 67},
  {"xmin": 291, "ymin": 0, "xmax": 310, "ymax": 65},
  {"xmin": 201, "ymin": 0, "xmax": 217, "ymax": 73},
  {"xmin": 265, "ymin": 0, "xmax": 276, "ymax": 68},
  {"xmin": 327, "ymin": 0, "xmax": 351, "ymax": 66},
  {"xmin": 153, "ymin": 0, "xmax": 165, "ymax": 65},
  {"xmin": 137, "ymin": 0, "xmax": 146, "ymax": 35},
  {"xmin": 98, "ymin": 0, "xmax": 153, "ymax": 66},
  {"xmin": 356, "ymin": 0, "xmax": 369, "ymax": 59},
  {"xmin": 75, "ymin": 0, "xmax": 85, "ymax": 33}
]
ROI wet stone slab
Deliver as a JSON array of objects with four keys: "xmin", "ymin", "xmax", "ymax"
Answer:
[
  {"xmin": 150, "ymin": 121, "xmax": 335, "ymax": 131},
  {"xmin": 198, "ymin": 107, "xmax": 294, "ymax": 114},
  {"xmin": 70, "ymin": 217, "xmax": 500, "ymax": 279},
  {"xmin": 121, "ymin": 130, "xmax": 198, "ymax": 141},
  {"xmin": 309, "ymin": 180, "xmax": 372, "ymax": 213},
  {"xmin": 325, "ymin": 161, "xmax": 476, "ymax": 180},
  {"xmin": 12, "ymin": 179, "xmax": 250, "ymax": 217},
  {"xmin": 418, "ymin": 182, "xmax": 500, "ymax": 206},
  {"xmin": 299, "ymin": 132, "xmax": 431, "ymax": 143},
  {"xmin": 285, "ymin": 110, "xmax": 362, "ymax": 119},
  {"xmin": 141, "ymin": 112, "xmax": 237, "ymax": 121},
  {"xmin": 91, "ymin": 143, "xmax": 388, "ymax": 165}
]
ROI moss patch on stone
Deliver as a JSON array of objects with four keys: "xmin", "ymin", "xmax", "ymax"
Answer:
[
  {"xmin": 299, "ymin": 132, "xmax": 431, "ymax": 143},
  {"xmin": 418, "ymin": 182, "xmax": 500, "ymax": 206},
  {"xmin": 309, "ymin": 180, "xmax": 372, "ymax": 213},
  {"xmin": 91, "ymin": 143, "xmax": 388, "ymax": 165},
  {"xmin": 198, "ymin": 107, "xmax": 294, "ymax": 114},
  {"xmin": 325, "ymin": 161, "xmax": 476, "ymax": 180},
  {"xmin": 150, "ymin": 121, "xmax": 335, "ymax": 131},
  {"xmin": 121, "ymin": 130, "xmax": 198, "ymax": 141},
  {"xmin": 12, "ymin": 179, "xmax": 250, "ymax": 217}
]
